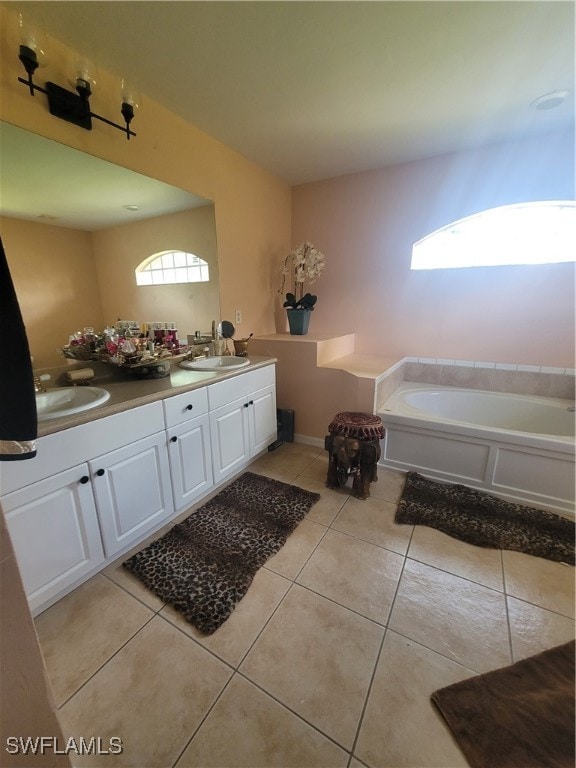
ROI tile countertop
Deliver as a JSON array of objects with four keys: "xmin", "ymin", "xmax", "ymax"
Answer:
[{"xmin": 36, "ymin": 356, "xmax": 277, "ymax": 438}]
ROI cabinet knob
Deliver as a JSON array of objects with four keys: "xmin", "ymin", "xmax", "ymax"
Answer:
[
  {"xmin": 95, "ymin": 468, "xmax": 105, "ymax": 477},
  {"xmin": 170, "ymin": 436, "xmax": 178, "ymax": 442},
  {"xmin": 244, "ymin": 402, "xmax": 249, "ymax": 408},
  {"xmin": 249, "ymin": 400, "xmax": 254, "ymax": 405},
  {"xmin": 186, "ymin": 404, "xmax": 193, "ymax": 411},
  {"xmin": 79, "ymin": 475, "xmax": 90, "ymax": 484}
]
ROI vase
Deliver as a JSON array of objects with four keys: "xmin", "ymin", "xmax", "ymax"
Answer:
[{"xmin": 286, "ymin": 309, "xmax": 311, "ymax": 335}]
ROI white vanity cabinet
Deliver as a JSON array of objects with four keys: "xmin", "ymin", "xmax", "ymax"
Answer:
[
  {"xmin": 0, "ymin": 402, "xmax": 171, "ymax": 613},
  {"xmin": 0, "ymin": 363, "xmax": 277, "ymax": 615},
  {"xmin": 1, "ymin": 465, "xmax": 104, "ymax": 615},
  {"xmin": 208, "ymin": 366, "xmax": 277, "ymax": 483},
  {"xmin": 163, "ymin": 388, "xmax": 213, "ymax": 511}
]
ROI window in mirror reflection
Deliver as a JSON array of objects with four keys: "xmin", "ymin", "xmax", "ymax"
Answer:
[{"xmin": 136, "ymin": 250, "xmax": 210, "ymax": 286}]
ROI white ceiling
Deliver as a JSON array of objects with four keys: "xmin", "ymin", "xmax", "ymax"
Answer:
[{"xmin": 3, "ymin": 1, "xmax": 575, "ymax": 185}]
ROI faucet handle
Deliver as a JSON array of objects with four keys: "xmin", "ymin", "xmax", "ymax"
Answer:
[{"xmin": 33, "ymin": 373, "xmax": 51, "ymax": 393}]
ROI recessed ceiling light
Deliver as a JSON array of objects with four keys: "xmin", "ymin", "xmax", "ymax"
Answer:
[
  {"xmin": 123, "ymin": 204, "xmax": 140, "ymax": 211},
  {"xmin": 531, "ymin": 90, "xmax": 569, "ymax": 111}
]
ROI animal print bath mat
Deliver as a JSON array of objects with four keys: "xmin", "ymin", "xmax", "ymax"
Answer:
[
  {"xmin": 123, "ymin": 472, "xmax": 320, "ymax": 634},
  {"xmin": 396, "ymin": 472, "xmax": 575, "ymax": 564}
]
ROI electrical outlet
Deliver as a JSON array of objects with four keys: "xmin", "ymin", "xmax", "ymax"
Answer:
[{"xmin": 235, "ymin": 309, "xmax": 242, "ymax": 325}]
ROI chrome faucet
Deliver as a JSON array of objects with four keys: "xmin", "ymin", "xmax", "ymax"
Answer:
[{"xmin": 33, "ymin": 373, "xmax": 51, "ymax": 393}]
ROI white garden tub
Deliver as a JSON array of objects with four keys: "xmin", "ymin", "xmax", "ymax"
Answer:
[{"xmin": 378, "ymin": 383, "xmax": 575, "ymax": 516}]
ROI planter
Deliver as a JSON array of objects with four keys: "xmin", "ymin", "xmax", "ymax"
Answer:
[{"xmin": 286, "ymin": 309, "xmax": 312, "ymax": 335}]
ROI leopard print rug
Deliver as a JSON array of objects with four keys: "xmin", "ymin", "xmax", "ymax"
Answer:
[
  {"xmin": 123, "ymin": 472, "xmax": 320, "ymax": 634},
  {"xmin": 396, "ymin": 472, "xmax": 575, "ymax": 565}
]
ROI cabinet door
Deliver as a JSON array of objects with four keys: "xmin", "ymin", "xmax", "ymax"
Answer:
[
  {"xmin": 168, "ymin": 413, "xmax": 213, "ymax": 511},
  {"xmin": 2, "ymin": 466, "xmax": 104, "ymax": 614},
  {"xmin": 249, "ymin": 384, "xmax": 277, "ymax": 456},
  {"xmin": 90, "ymin": 432, "xmax": 174, "ymax": 558},
  {"xmin": 209, "ymin": 398, "xmax": 250, "ymax": 483}
]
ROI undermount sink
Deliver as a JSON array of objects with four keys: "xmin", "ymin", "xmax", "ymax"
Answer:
[
  {"xmin": 180, "ymin": 356, "xmax": 250, "ymax": 371},
  {"xmin": 36, "ymin": 386, "xmax": 111, "ymax": 421}
]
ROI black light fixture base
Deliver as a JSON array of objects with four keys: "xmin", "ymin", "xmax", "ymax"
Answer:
[{"xmin": 46, "ymin": 81, "xmax": 92, "ymax": 130}]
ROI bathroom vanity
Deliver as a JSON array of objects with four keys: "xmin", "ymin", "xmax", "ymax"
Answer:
[{"xmin": 0, "ymin": 359, "xmax": 277, "ymax": 615}]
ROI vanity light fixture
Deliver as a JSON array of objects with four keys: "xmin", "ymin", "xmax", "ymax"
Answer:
[{"xmin": 17, "ymin": 21, "xmax": 137, "ymax": 140}]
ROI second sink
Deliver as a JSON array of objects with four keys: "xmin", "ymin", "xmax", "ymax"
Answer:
[{"xmin": 180, "ymin": 356, "xmax": 250, "ymax": 371}]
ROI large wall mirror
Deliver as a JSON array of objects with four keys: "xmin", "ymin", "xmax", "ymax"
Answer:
[{"xmin": 0, "ymin": 122, "xmax": 220, "ymax": 368}]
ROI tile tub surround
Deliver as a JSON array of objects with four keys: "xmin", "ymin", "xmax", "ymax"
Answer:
[
  {"xmin": 402, "ymin": 358, "xmax": 575, "ymax": 399},
  {"xmin": 35, "ymin": 443, "xmax": 575, "ymax": 768},
  {"xmin": 376, "ymin": 357, "xmax": 575, "ymax": 411}
]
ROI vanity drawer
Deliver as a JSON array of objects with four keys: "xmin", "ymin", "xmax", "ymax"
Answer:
[
  {"xmin": 163, "ymin": 387, "xmax": 209, "ymax": 428},
  {"xmin": 208, "ymin": 365, "xmax": 275, "ymax": 411}
]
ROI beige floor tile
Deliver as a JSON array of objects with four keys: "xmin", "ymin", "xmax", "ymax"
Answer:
[
  {"xmin": 355, "ymin": 631, "xmax": 471, "ymax": 768},
  {"xmin": 176, "ymin": 673, "xmax": 348, "ymax": 767},
  {"xmin": 264, "ymin": 518, "xmax": 327, "ymax": 579},
  {"xmin": 298, "ymin": 453, "xmax": 330, "ymax": 482},
  {"xmin": 369, "ymin": 468, "xmax": 407, "ymax": 504},
  {"xmin": 408, "ymin": 525, "xmax": 504, "ymax": 591},
  {"xmin": 291, "ymin": 476, "xmax": 350, "ymax": 525},
  {"xmin": 507, "ymin": 596, "xmax": 576, "ymax": 662},
  {"xmin": 160, "ymin": 567, "xmax": 291, "ymax": 667},
  {"xmin": 249, "ymin": 463, "xmax": 300, "ymax": 483},
  {"xmin": 256, "ymin": 443, "xmax": 323, "ymax": 475},
  {"xmin": 103, "ymin": 561, "xmax": 166, "ymax": 612},
  {"xmin": 389, "ymin": 559, "xmax": 511, "ymax": 673},
  {"xmin": 59, "ymin": 616, "xmax": 232, "ymax": 767},
  {"xmin": 332, "ymin": 496, "xmax": 413, "ymax": 555},
  {"xmin": 239, "ymin": 584, "xmax": 384, "ymax": 750},
  {"xmin": 502, "ymin": 550, "xmax": 575, "ymax": 618},
  {"xmin": 35, "ymin": 574, "xmax": 153, "ymax": 706},
  {"xmin": 297, "ymin": 529, "xmax": 404, "ymax": 624}
]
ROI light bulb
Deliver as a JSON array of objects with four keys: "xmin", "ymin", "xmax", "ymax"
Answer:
[
  {"xmin": 17, "ymin": 12, "xmax": 46, "ymax": 68},
  {"xmin": 121, "ymin": 78, "xmax": 140, "ymax": 110},
  {"xmin": 68, "ymin": 54, "xmax": 97, "ymax": 96}
]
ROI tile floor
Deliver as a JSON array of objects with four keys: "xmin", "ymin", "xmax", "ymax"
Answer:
[{"xmin": 35, "ymin": 443, "xmax": 575, "ymax": 768}]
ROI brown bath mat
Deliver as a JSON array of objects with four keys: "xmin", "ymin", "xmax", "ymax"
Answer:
[
  {"xmin": 123, "ymin": 472, "xmax": 319, "ymax": 634},
  {"xmin": 395, "ymin": 472, "xmax": 575, "ymax": 564},
  {"xmin": 432, "ymin": 640, "xmax": 576, "ymax": 768}
]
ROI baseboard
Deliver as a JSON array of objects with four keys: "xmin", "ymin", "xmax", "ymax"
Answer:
[{"xmin": 294, "ymin": 433, "xmax": 325, "ymax": 449}]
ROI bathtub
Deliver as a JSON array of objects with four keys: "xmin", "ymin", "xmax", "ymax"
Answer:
[{"xmin": 378, "ymin": 383, "xmax": 575, "ymax": 516}]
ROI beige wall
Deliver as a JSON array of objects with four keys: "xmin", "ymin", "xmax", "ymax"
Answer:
[
  {"xmin": 292, "ymin": 131, "xmax": 575, "ymax": 368},
  {"xmin": 92, "ymin": 206, "xmax": 220, "ymax": 338},
  {"xmin": 1, "ymin": 217, "xmax": 105, "ymax": 368}
]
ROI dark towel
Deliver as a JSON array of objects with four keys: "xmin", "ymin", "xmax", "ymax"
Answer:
[
  {"xmin": 432, "ymin": 640, "xmax": 576, "ymax": 768},
  {"xmin": 0, "ymin": 235, "xmax": 37, "ymax": 460}
]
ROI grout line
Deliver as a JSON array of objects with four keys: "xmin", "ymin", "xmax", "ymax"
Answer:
[
  {"xmin": 56, "ymin": 611, "xmax": 157, "ymax": 710},
  {"xmin": 171, "ymin": 672, "xmax": 236, "ymax": 768},
  {"xmin": 501, "ymin": 550, "xmax": 516, "ymax": 663},
  {"xmin": 348, "ymin": 522, "xmax": 415, "ymax": 761},
  {"xmin": 234, "ymin": 668, "xmax": 353, "ymax": 758}
]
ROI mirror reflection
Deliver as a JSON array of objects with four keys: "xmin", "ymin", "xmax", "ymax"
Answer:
[{"xmin": 0, "ymin": 122, "xmax": 220, "ymax": 368}]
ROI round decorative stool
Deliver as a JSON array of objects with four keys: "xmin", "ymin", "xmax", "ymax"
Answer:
[{"xmin": 325, "ymin": 412, "xmax": 385, "ymax": 500}]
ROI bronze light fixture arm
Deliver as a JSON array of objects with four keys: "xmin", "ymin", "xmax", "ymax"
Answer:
[{"xmin": 17, "ymin": 45, "xmax": 136, "ymax": 139}]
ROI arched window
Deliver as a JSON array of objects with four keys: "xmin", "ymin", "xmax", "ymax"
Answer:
[
  {"xmin": 411, "ymin": 201, "xmax": 576, "ymax": 270},
  {"xmin": 135, "ymin": 250, "xmax": 210, "ymax": 285}
]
